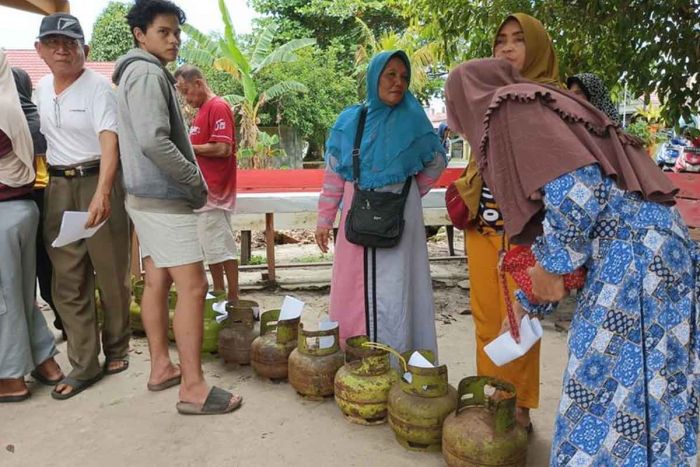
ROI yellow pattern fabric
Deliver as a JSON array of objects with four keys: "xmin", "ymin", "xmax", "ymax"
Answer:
[
  {"xmin": 452, "ymin": 157, "xmax": 482, "ymax": 224},
  {"xmin": 34, "ymin": 155, "xmax": 48, "ymax": 189},
  {"xmin": 466, "ymin": 229, "xmax": 540, "ymax": 408}
]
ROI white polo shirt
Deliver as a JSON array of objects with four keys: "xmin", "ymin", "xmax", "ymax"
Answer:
[{"xmin": 36, "ymin": 68, "xmax": 118, "ymax": 167}]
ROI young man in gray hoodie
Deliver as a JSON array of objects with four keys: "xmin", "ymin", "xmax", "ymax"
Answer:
[{"xmin": 113, "ymin": 0, "xmax": 241, "ymax": 415}]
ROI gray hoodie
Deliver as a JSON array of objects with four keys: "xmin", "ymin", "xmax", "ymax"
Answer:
[{"xmin": 112, "ymin": 48, "xmax": 207, "ymax": 212}]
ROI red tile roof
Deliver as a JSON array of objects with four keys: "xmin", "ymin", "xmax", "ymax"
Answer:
[{"xmin": 4, "ymin": 49, "xmax": 116, "ymax": 87}]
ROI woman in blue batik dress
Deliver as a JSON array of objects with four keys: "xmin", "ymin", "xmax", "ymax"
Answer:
[{"xmin": 445, "ymin": 58, "xmax": 700, "ymax": 466}]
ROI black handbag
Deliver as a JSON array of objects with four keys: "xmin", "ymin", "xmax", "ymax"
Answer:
[{"xmin": 344, "ymin": 107, "xmax": 412, "ymax": 249}]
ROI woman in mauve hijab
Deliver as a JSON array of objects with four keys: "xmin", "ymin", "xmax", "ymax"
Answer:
[{"xmin": 446, "ymin": 52, "xmax": 699, "ymax": 465}]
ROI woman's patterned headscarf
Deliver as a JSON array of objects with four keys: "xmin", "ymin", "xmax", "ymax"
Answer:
[{"xmin": 567, "ymin": 73, "xmax": 621, "ymax": 125}]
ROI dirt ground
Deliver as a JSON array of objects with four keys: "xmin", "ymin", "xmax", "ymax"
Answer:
[{"xmin": 1, "ymin": 230, "xmax": 574, "ymax": 467}]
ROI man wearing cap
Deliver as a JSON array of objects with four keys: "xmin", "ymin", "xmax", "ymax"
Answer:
[{"xmin": 35, "ymin": 13, "xmax": 131, "ymax": 399}]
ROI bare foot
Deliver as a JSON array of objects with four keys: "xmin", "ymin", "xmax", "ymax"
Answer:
[
  {"xmin": 148, "ymin": 363, "xmax": 181, "ymax": 388},
  {"xmin": 178, "ymin": 379, "xmax": 211, "ymax": 406},
  {"xmin": 54, "ymin": 383, "xmax": 74, "ymax": 396},
  {"xmin": 0, "ymin": 378, "xmax": 29, "ymax": 398},
  {"xmin": 35, "ymin": 357, "xmax": 64, "ymax": 381}
]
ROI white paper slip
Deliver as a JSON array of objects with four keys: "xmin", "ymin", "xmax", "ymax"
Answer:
[
  {"xmin": 213, "ymin": 301, "xmax": 228, "ymax": 324},
  {"xmin": 51, "ymin": 211, "xmax": 107, "ymax": 248},
  {"xmin": 403, "ymin": 351, "xmax": 436, "ymax": 383},
  {"xmin": 407, "ymin": 351, "xmax": 435, "ymax": 368},
  {"xmin": 279, "ymin": 295, "xmax": 304, "ymax": 321},
  {"xmin": 318, "ymin": 320, "xmax": 338, "ymax": 349},
  {"xmin": 484, "ymin": 316, "xmax": 543, "ymax": 367}
]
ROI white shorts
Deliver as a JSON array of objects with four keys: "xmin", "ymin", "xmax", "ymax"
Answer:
[
  {"xmin": 126, "ymin": 206, "xmax": 203, "ymax": 268},
  {"xmin": 196, "ymin": 209, "xmax": 237, "ymax": 265}
]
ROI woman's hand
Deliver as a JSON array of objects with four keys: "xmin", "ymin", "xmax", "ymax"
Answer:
[
  {"xmin": 528, "ymin": 262, "xmax": 568, "ymax": 302},
  {"xmin": 315, "ymin": 227, "xmax": 332, "ymax": 253},
  {"xmin": 499, "ymin": 301, "xmax": 527, "ymax": 343}
]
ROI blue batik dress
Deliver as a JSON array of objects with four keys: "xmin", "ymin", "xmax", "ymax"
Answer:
[{"xmin": 517, "ymin": 164, "xmax": 700, "ymax": 466}]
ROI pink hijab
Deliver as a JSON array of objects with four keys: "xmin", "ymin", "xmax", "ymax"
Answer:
[{"xmin": 445, "ymin": 58, "xmax": 677, "ymax": 244}]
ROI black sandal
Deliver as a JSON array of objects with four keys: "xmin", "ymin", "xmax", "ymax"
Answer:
[
  {"xmin": 0, "ymin": 391, "xmax": 31, "ymax": 403},
  {"xmin": 31, "ymin": 369, "xmax": 64, "ymax": 386},
  {"xmin": 51, "ymin": 374, "xmax": 103, "ymax": 400},
  {"xmin": 176, "ymin": 387, "xmax": 242, "ymax": 415},
  {"xmin": 103, "ymin": 359, "xmax": 129, "ymax": 375}
]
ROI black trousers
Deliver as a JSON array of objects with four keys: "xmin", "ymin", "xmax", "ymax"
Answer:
[{"xmin": 32, "ymin": 188, "xmax": 62, "ymax": 330}]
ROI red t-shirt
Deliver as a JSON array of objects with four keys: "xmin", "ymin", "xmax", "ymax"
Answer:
[{"xmin": 189, "ymin": 96, "xmax": 237, "ymax": 211}]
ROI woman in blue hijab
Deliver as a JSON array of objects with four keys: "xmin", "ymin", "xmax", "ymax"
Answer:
[{"xmin": 315, "ymin": 51, "xmax": 446, "ymax": 356}]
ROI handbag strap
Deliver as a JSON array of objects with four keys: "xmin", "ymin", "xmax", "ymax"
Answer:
[
  {"xmin": 352, "ymin": 106, "xmax": 411, "ymax": 194},
  {"xmin": 352, "ymin": 106, "xmax": 368, "ymax": 186}
]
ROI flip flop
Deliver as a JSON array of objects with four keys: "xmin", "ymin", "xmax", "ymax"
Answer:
[
  {"xmin": 0, "ymin": 391, "xmax": 31, "ymax": 403},
  {"xmin": 103, "ymin": 359, "xmax": 129, "ymax": 375},
  {"xmin": 51, "ymin": 374, "xmax": 103, "ymax": 400},
  {"xmin": 30, "ymin": 369, "xmax": 64, "ymax": 386},
  {"xmin": 147, "ymin": 374, "xmax": 182, "ymax": 392},
  {"xmin": 176, "ymin": 387, "xmax": 242, "ymax": 415}
]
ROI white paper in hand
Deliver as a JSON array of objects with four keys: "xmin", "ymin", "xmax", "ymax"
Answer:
[
  {"xmin": 484, "ymin": 316, "xmax": 543, "ymax": 367},
  {"xmin": 52, "ymin": 211, "xmax": 107, "ymax": 248},
  {"xmin": 279, "ymin": 295, "xmax": 304, "ymax": 321}
]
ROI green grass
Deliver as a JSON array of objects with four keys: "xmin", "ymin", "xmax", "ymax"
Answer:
[
  {"xmin": 291, "ymin": 253, "xmax": 333, "ymax": 264},
  {"xmin": 248, "ymin": 255, "xmax": 267, "ymax": 265}
]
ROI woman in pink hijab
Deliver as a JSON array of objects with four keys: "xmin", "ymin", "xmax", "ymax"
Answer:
[{"xmin": 446, "ymin": 57, "xmax": 698, "ymax": 465}]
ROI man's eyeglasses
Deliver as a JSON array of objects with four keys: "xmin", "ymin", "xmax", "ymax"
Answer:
[{"xmin": 41, "ymin": 36, "xmax": 81, "ymax": 50}]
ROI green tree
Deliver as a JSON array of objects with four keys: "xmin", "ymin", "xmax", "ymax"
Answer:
[
  {"xmin": 180, "ymin": 0, "xmax": 316, "ymax": 164},
  {"xmin": 89, "ymin": 1, "xmax": 132, "ymax": 62},
  {"xmin": 354, "ymin": 17, "xmax": 440, "ymax": 102},
  {"xmin": 400, "ymin": 0, "xmax": 699, "ymax": 125},
  {"xmin": 251, "ymin": 0, "xmax": 406, "ymax": 49},
  {"xmin": 256, "ymin": 44, "xmax": 357, "ymax": 158}
]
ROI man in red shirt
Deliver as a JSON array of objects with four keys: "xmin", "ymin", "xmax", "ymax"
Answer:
[{"xmin": 175, "ymin": 65, "xmax": 238, "ymax": 300}]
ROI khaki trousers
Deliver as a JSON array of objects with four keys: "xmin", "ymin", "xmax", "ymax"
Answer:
[{"xmin": 44, "ymin": 173, "xmax": 131, "ymax": 381}]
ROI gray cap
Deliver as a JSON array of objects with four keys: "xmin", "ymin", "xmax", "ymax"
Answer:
[{"xmin": 38, "ymin": 13, "xmax": 84, "ymax": 41}]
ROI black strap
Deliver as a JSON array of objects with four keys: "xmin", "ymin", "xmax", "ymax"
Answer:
[
  {"xmin": 352, "ymin": 106, "xmax": 412, "ymax": 192},
  {"xmin": 363, "ymin": 247, "xmax": 370, "ymax": 336},
  {"xmin": 352, "ymin": 106, "xmax": 368, "ymax": 185},
  {"xmin": 371, "ymin": 247, "xmax": 378, "ymax": 342}
]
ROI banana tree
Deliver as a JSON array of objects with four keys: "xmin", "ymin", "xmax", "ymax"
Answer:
[
  {"xmin": 354, "ymin": 17, "xmax": 439, "ymax": 100},
  {"xmin": 180, "ymin": 0, "xmax": 316, "ymax": 164}
]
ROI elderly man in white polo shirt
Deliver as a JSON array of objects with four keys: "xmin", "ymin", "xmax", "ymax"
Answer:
[{"xmin": 35, "ymin": 13, "xmax": 131, "ymax": 400}]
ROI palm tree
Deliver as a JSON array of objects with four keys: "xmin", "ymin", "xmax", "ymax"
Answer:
[
  {"xmin": 354, "ymin": 17, "xmax": 439, "ymax": 100},
  {"xmin": 180, "ymin": 0, "xmax": 316, "ymax": 160}
]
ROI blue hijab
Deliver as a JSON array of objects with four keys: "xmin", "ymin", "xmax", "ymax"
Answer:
[{"xmin": 325, "ymin": 50, "xmax": 445, "ymax": 189}]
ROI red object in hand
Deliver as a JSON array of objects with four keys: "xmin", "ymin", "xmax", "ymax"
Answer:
[
  {"xmin": 445, "ymin": 183, "xmax": 471, "ymax": 230},
  {"xmin": 502, "ymin": 245, "xmax": 587, "ymax": 303}
]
